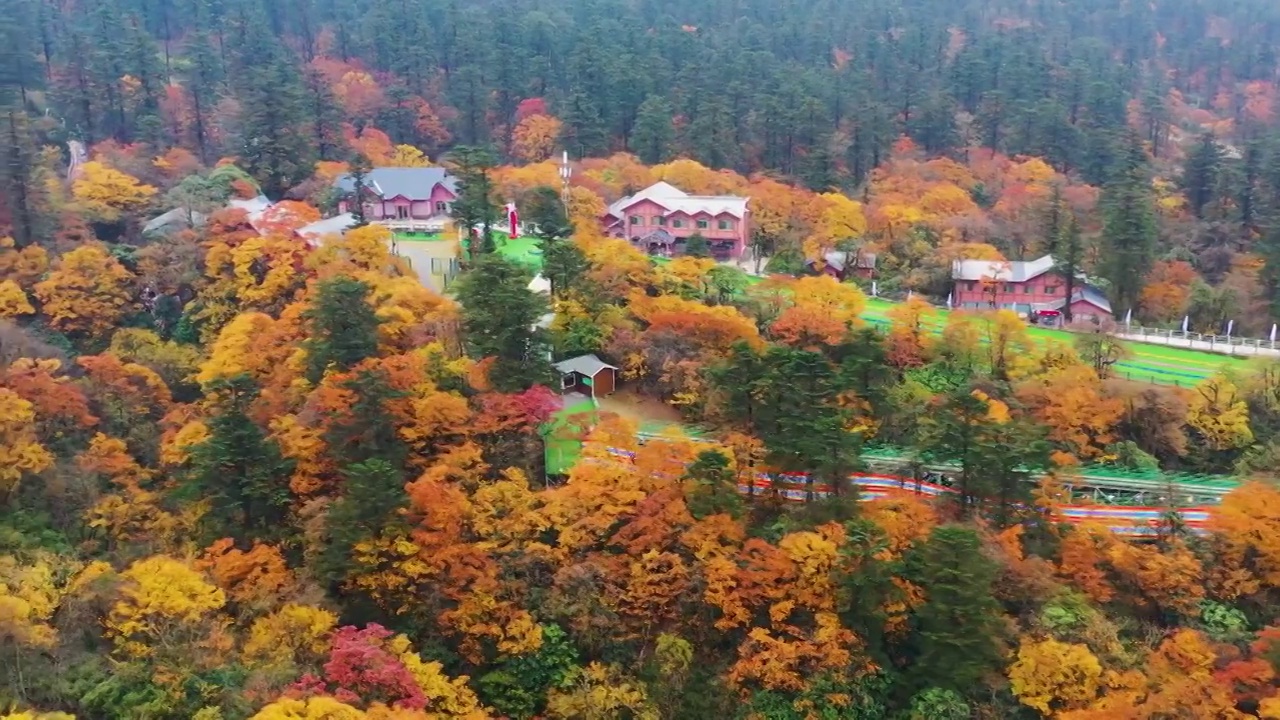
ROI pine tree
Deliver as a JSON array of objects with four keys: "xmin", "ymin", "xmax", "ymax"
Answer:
[
  {"xmin": 183, "ymin": 374, "xmax": 295, "ymax": 543},
  {"xmin": 1181, "ymin": 132, "xmax": 1224, "ymax": 219},
  {"xmin": 682, "ymin": 450, "xmax": 744, "ymax": 520},
  {"xmin": 903, "ymin": 526, "xmax": 1003, "ymax": 696},
  {"xmin": 320, "ymin": 458, "xmax": 406, "ymax": 581},
  {"xmin": 454, "ymin": 255, "xmax": 555, "ymax": 393},
  {"xmin": 522, "ymin": 186, "xmax": 584, "ymax": 297},
  {"xmin": 631, "ymin": 94, "xmax": 675, "ymax": 164},
  {"xmin": 560, "ymin": 90, "xmax": 608, "ymax": 159},
  {"xmin": 449, "ymin": 145, "xmax": 500, "ymax": 255},
  {"xmin": 185, "ymin": 31, "xmax": 224, "ymax": 163},
  {"xmin": 233, "ymin": 28, "xmax": 316, "ymax": 197},
  {"xmin": 1046, "ymin": 187, "xmax": 1086, "ymax": 322},
  {"xmin": 347, "ymin": 153, "xmax": 372, "ymax": 226},
  {"xmin": 0, "ymin": 108, "xmax": 43, "ymax": 248},
  {"xmin": 1260, "ymin": 222, "xmax": 1280, "ymax": 318},
  {"xmin": 303, "ymin": 277, "xmax": 382, "ymax": 384},
  {"xmin": 1100, "ymin": 132, "xmax": 1156, "ymax": 319},
  {"xmin": 684, "ymin": 233, "xmax": 711, "ymax": 258}
]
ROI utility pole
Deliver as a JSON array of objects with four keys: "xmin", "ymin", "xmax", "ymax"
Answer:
[{"xmin": 559, "ymin": 150, "xmax": 572, "ymax": 208}]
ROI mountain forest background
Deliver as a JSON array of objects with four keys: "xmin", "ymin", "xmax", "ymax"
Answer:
[{"xmin": 7, "ymin": 0, "xmax": 1280, "ymax": 719}]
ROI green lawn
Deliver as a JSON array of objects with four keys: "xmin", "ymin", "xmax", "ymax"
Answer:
[
  {"xmin": 859, "ymin": 296, "xmax": 1247, "ymax": 386},
  {"xmin": 543, "ymin": 396, "xmax": 597, "ymax": 476}
]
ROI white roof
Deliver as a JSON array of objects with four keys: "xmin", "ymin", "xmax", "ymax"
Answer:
[
  {"xmin": 606, "ymin": 181, "xmax": 748, "ymax": 219},
  {"xmin": 554, "ymin": 354, "xmax": 617, "ymax": 377},
  {"xmin": 528, "ymin": 274, "xmax": 552, "ymax": 294},
  {"xmin": 297, "ymin": 213, "xmax": 357, "ymax": 242},
  {"xmin": 952, "ymin": 255, "xmax": 1055, "ymax": 282},
  {"xmin": 227, "ymin": 195, "xmax": 274, "ymax": 232}
]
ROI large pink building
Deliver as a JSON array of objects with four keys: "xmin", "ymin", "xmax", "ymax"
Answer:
[
  {"xmin": 951, "ymin": 255, "xmax": 1112, "ymax": 323},
  {"xmin": 602, "ymin": 181, "xmax": 751, "ymax": 259},
  {"xmin": 335, "ymin": 167, "xmax": 458, "ymax": 226}
]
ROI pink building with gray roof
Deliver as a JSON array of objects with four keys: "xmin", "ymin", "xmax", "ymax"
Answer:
[{"xmin": 601, "ymin": 181, "xmax": 751, "ymax": 259}]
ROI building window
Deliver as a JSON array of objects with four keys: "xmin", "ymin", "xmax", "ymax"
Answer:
[
  {"xmin": 561, "ymin": 374, "xmax": 576, "ymax": 391},
  {"xmin": 697, "ymin": 220, "xmax": 709, "ymax": 229},
  {"xmin": 672, "ymin": 219, "xmax": 684, "ymax": 228},
  {"xmin": 1023, "ymin": 285, "xmax": 1033, "ymax": 294},
  {"xmin": 718, "ymin": 219, "xmax": 731, "ymax": 230},
  {"xmin": 396, "ymin": 205, "xmax": 409, "ymax": 219},
  {"xmin": 1045, "ymin": 286, "xmax": 1057, "ymax": 295},
  {"xmin": 967, "ymin": 281, "xmax": 977, "ymax": 291},
  {"xmin": 656, "ymin": 216, "xmax": 667, "ymax": 226},
  {"xmin": 629, "ymin": 215, "xmax": 641, "ymax": 225},
  {"xmin": 1003, "ymin": 283, "xmax": 1014, "ymax": 293},
  {"xmin": 435, "ymin": 201, "xmax": 447, "ymax": 213}
]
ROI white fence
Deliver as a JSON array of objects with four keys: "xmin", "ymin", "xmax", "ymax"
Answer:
[{"xmin": 1115, "ymin": 326, "xmax": 1280, "ymax": 357}]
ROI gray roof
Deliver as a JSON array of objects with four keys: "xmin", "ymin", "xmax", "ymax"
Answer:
[
  {"xmin": 818, "ymin": 250, "xmax": 877, "ymax": 272},
  {"xmin": 143, "ymin": 207, "xmax": 206, "ymax": 234},
  {"xmin": 637, "ymin": 228, "xmax": 676, "ymax": 245},
  {"xmin": 1031, "ymin": 285, "xmax": 1113, "ymax": 315},
  {"xmin": 554, "ymin": 354, "xmax": 617, "ymax": 377},
  {"xmin": 296, "ymin": 212, "xmax": 357, "ymax": 240},
  {"xmin": 952, "ymin": 255, "xmax": 1056, "ymax": 282},
  {"xmin": 334, "ymin": 167, "xmax": 457, "ymax": 200}
]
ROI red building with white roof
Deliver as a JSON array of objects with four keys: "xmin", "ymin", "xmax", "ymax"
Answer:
[
  {"xmin": 952, "ymin": 255, "xmax": 1113, "ymax": 323},
  {"xmin": 602, "ymin": 181, "xmax": 751, "ymax": 259}
]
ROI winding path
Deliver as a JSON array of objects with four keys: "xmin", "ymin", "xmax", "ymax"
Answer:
[{"xmin": 66, "ymin": 138, "xmax": 86, "ymax": 182}]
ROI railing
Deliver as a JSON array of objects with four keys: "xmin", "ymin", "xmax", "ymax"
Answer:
[
  {"xmin": 379, "ymin": 217, "xmax": 450, "ymax": 234},
  {"xmin": 1115, "ymin": 326, "xmax": 1280, "ymax": 357}
]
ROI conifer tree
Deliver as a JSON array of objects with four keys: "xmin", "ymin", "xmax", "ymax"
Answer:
[
  {"xmin": 682, "ymin": 449, "xmax": 744, "ymax": 520},
  {"xmin": 455, "ymin": 255, "xmax": 555, "ymax": 393},
  {"xmin": 449, "ymin": 145, "xmax": 500, "ymax": 255},
  {"xmin": 184, "ymin": 31, "xmax": 224, "ymax": 163},
  {"xmin": 903, "ymin": 526, "xmax": 1003, "ymax": 696},
  {"xmin": 303, "ymin": 277, "xmax": 382, "ymax": 384},
  {"xmin": 522, "ymin": 186, "xmax": 585, "ymax": 297},
  {"xmin": 1100, "ymin": 132, "xmax": 1156, "ymax": 319},
  {"xmin": 631, "ymin": 95, "xmax": 675, "ymax": 165},
  {"xmin": 232, "ymin": 27, "xmax": 316, "ymax": 197},
  {"xmin": 1181, "ymin": 132, "xmax": 1225, "ymax": 219},
  {"xmin": 184, "ymin": 374, "xmax": 295, "ymax": 543}
]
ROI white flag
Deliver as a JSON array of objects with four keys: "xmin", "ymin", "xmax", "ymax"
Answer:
[
  {"xmin": 1181, "ymin": 315, "xmax": 1189, "ymax": 333},
  {"xmin": 907, "ymin": 290, "xmax": 913, "ymax": 301},
  {"xmin": 871, "ymin": 280, "xmax": 878, "ymax": 297},
  {"xmin": 1271, "ymin": 324, "xmax": 1276, "ymax": 343},
  {"xmin": 1124, "ymin": 308, "xmax": 1132, "ymax": 329},
  {"xmin": 946, "ymin": 292, "xmax": 953, "ymax": 309},
  {"xmin": 1227, "ymin": 319, "xmax": 1235, "ymax": 337}
]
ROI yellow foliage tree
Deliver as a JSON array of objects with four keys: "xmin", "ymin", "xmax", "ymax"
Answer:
[
  {"xmin": 545, "ymin": 662, "xmax": 659, "ymax": 720},
  {"xmin": 0, "ymin": 554, "xmax": 63, "ymax": 651},
  {"xmin": 0, "ymin": 388, "xmax": 53, "ymax": 500},
  {"xmin": 105, "ymin": 555, "xmax": 227, "ymax": 658},
  {"xmin": 0, "ymin": 279, "xmax": 34, "ymax": 317},
  {"xmin": 72, "ymin": 160, "xmax": 158, "ymax": 222},
  {"xmin": 250, "ymin": 696, "xmax": 366, "ymax": 720},
  {"xmin": 803, "ymin": 192, "xmax": 868, "ymax": 263},
  {"xmin": 512, "ymin": 114, "xmax": 564, "ymax": 163},
  {"xmin": 33, "ymin": 243, "xmax": 134, "ymax": 338},
  {"xmin": 387, "ymin": 145, "xmax": 433, "ymax": 167},
  {"xmin": 242, "ymin": 603, "xmax": 338, "ymax": 668},
  {"xmin": 0, "ymin": 236, "xmax": 49, "ymax": 289},
  {"xmin": 1187, "ymin": 374, "xmax": 1253, "ymax": 451},
  {"xmin": 1008, "ymin": 637, "xmax": 1104, "ymax": 715}
]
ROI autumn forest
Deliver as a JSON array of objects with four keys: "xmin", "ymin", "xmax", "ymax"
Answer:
[{"xmin": 7, "ymin": 0, "xmax": 1280, "ymax": 718}]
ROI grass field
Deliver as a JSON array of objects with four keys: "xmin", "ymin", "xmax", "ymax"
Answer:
[{"xmin": 859, "ymin": 296, "xmax": 1249, "ymax": 386}]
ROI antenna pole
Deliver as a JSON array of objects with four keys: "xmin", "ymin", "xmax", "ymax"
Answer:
[{"xmin": 559, "ymin": 151, "xmax": 572, "ymax": 209}]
